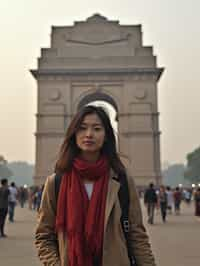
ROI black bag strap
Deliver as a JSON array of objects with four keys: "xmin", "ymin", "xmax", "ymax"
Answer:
[
  {"xmin": 55, "ymin": 173, "xmax": 62, "ymax": 205},
  {"xmin": 54, "ymin": 173, "xmax": 137, "ymax": 266},
  {"xmin": 117, "ymin": 174, "xmax": 137, "ymax": 266}
]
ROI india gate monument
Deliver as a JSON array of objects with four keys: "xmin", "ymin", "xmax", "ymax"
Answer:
[{"xmin": 31, "ymin": 14, "xmax": 164, "ymax": 186}]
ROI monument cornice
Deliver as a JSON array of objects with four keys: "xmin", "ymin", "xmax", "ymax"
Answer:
[
  {"xmin": 35, "ymin": 132, "xmax": 65, "ymax": 137},
  {"xmin": 118, "ymin": 112, "xmax": 160, "ymax": 117},
  {"xmin": 121, "ymin": 130, "xmax": 161, "ymax": 137},
  {"xmin": 36, "ymin": 113, "xmax": 73, "ymax": 117},
  {"xmin": 30, "ymin": 67, "xmax": 164, "ymax": 81}
]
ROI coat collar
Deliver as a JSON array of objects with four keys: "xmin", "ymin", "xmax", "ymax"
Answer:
[{"xmin": 104, "ymin": 169, "xmax": 120, "ymax": 234}]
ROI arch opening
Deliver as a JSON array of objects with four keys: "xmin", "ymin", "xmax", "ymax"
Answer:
[{"xmin": 77, "ymin": 92, "xmax": 118, "ymax": 119}]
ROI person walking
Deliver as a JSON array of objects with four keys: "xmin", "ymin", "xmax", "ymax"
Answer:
[
  {"xmin": 8, "ymin": 182, "xmax": 18, "ymax": 222},
  {"xmin": 144, "ymin": 183, "xmax": 158, "ymax": 225},
  {"xmin": 194, "ymin": 188, "xmax": 200, "ymax": 218},
  {"xmin": 158, "ymin": 186, "xmax": 168, "ymax": 223},
  {"xmin": 174, "ymin": 187, "xmax": 182, "ymax": 215},
  {"xmin": 18, "ymin": 186, "xmax": 27, "ymax": 208},
  {"xmin": 0, "ymin": 178, "xmax": 9, "ymax": 237},
  {"xmin": 28, "ymin": 187, "xmax": 34, "ymax": 210},
  {"xmin": 35, "ymin": 185, "xmax": 44, "ymax": 212},
  {"xmin": 35, "ymin": 105, "xmax": 156, "ymax": 266},
  {"xmin": 184, "ymin": 189, "xmax": 192, "ymax": 204},
  {"xmin": 166, "ymin": 186, "xmax": 173, "ymax": 214},
  {"xmin": 33, "ymin": 187, "xmax": 39, "ymax": 210}
]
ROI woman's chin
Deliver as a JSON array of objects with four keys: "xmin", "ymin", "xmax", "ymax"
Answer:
[{"xmin": 82, "ymin": 148, "xmax": 98, "ymax": 153}]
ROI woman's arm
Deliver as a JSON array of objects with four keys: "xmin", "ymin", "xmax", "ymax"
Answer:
[
  {"xmin": 127, "ymin": 175, "xmax": 156, "ymax": 266},
  {"xmin": 35, "ymin": 174, "xmax": 61, "ymax": 266}
]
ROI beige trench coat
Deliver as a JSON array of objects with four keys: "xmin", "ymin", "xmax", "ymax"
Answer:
[{"xmin": 35, "ymin": 171, "xmax": 156, "ymax": 266}]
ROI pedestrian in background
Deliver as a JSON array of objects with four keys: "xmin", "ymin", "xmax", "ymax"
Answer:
[
  {"xmin": 174, "ymin": 187, "xmax": 182, "ymax": 215},
  {"xmin": 144, "ymin": 183, "xmax": 158, "ymax": 224},
  {"xmin": 194, "ymin": 188, "xmax": 200, "ymax": 218},
  {"xmin": 158, "ymin": 186, "xmax": 168, "ymax": 223},
  {"xmin": 184, "ymin": 189, "xmax": 192, "ymax": 205},
  {"xmin": 36, "ymin": 185, "xmax": 44, "ymax": 212},
  {"xmin": 0, "ymin": 178, "xmax": 9, "ymax": 237},
  {"xmin": 28, "ymin": 187, "xmax": 34, "ymax": 210},
  {"xmin": 166, "ymin": 186, "xmax": 173, "ymax": 214},
  {"xmin": 18, "ymin": 186, "xmax": 27, "ymax": 208},
  {"xmin": 8, "ymin": 182, "xmax": 18, "ymax": 222}
]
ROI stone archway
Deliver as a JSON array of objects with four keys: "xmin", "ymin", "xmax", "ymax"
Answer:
[
  {"xmin": 77, "ymin": 92, "xmax": 118, "ymax": 120},
  {"xmin": 31, "ymin": 14, "xmax": 164, "ymax": 186}
]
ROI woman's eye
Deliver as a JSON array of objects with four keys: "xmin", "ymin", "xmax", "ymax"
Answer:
[
  {"xmin": 94, "ymin": 127, "xmax": 101, "ymax": 131},
  {"xmin": 79, "ymin": 126, "xmax": 87, "ymax": 130}
]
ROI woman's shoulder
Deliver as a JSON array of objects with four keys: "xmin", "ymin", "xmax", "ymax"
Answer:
[
  {"xmin": 46, "ymin": 173, "xmax": 56, "ymax": 182},
  {"xmin": 119, "ymin": 154, "xmax": 130, "ymax": 169},
  {"xmin": 43, "ymin": 173, "xmax": 56, "ymax": 190}
]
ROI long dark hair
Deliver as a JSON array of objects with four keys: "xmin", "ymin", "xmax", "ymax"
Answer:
[{"xmin": 55, "ymin": 105, "xmax": 126, "ymax": 177}]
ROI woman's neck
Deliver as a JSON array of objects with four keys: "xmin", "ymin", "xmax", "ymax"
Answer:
[
  {"xmin": 79, "ymin": 151, "xmax": 101, "ymax": 183},
  {"xmin": 80, "ymin": 151, "xmax": 100, "ymax": 163}
]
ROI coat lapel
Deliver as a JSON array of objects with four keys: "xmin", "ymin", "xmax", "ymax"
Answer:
[{"xmin": 104, "ymin": 173, "xmax": 120, "ymax": 234}]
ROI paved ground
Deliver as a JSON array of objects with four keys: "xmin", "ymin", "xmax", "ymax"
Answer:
[
  {"xmin": 0, "ymin": 207, "xmax": 39, "ymax": 266},
  {"xmin": 0, "ymin": 202, "xmax": 199, "ymax": 266},
  {"xmin": 142, "ymin": 202, "xmax": 200, "ymax": 266}
]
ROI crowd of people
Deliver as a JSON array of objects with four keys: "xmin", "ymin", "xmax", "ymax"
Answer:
[
  {"xmin": 143, "ymin": 182, "xmax": 200, "ymax": 225},
  {"xmin": 0, "ymin": 179, "xmax": 44, "ymax": 238},
  {"xmin": 0, "ymin": 177, "xmax": 200, "ymax": 239},
  {"xmin": 0, "ymin": 177, "xmax": 200, "ymax": 238}
]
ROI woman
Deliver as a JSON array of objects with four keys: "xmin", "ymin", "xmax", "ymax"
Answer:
[{"xmin": 35, "ymin": 105, "xmax": 156, "ymax": 266}]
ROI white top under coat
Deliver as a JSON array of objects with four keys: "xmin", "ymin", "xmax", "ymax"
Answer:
[{"xmin": 84, "ymin": 183, "xmax": 94, "ymax": 199}]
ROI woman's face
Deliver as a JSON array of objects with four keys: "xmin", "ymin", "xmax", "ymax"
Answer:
[{"xmin": 75, "ymin": 113, "xmax": 106, "ymax": 155}]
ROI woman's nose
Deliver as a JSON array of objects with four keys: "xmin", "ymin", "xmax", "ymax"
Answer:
[{"xmin": 85, "ymin": 128, "xmax": 93, "ymax": 137}]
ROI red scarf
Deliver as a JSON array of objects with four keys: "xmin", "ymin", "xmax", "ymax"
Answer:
[{"xmin": 55, "ymin": 156, "xmax": 109, "ymax": 266}]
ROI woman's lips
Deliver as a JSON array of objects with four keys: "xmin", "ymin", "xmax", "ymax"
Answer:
[{"xmin": 83, "ymin": 141, "xmax": 94, "ymax": 145}]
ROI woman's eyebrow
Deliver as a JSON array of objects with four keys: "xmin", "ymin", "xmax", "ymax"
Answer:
[{"xmin": 81, "ymin": 122, "xmax": 102, "ymax": 126}]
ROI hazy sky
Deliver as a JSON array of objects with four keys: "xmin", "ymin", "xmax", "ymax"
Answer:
[{"xmin": 0, "ymin": 0, "xmax": 200, "ymax": 166}]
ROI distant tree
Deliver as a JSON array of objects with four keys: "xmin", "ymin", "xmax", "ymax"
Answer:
[
  {"xmin": 162, "ymin": 163, "xmax": 186, "ymax": 187},
  {"xmin": 184, "ymin": 147, "xmax": 200, "ymax": 183},
  {"xmin": 0, "ymin": 155, "xmax": 13, "ymax": 178},
  {"xmin": 7, "ymin": 161, "xmax": 34, "ymax": 186}
]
